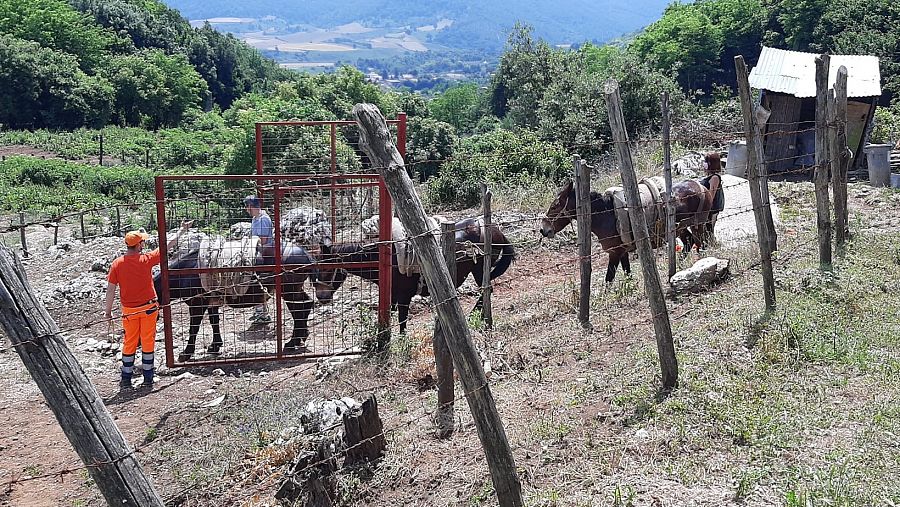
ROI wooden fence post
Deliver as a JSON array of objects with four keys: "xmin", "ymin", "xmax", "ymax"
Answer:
[
  {"xmin": 354, "ymin": 103, "xmax": 523, "ymax": 507},
  {"xmin": 79, "ymin": 212, "xmax": 86, "ymax": 243},
  {"xmin": 574, "ymin": 156, "xmax": 592, "ymax": 330},
  {"xmin": 99, "ymin": 131, "xmax": 104, "ymax": 167},
  {"xmin": 115, "ymin": 206, "xmax": 122, "ymax": 236},
  {"xmin": 433, "ymin": 222, "xmax": 457, "ymax": 438},
  {"xmin": 735, "ymin": 56, "xmax": 777, "ymax": 312},
  {"xmin": 814, "ymin": 54, "xmax": 833, "ymax": 270},
  {"xmin": 0, "ymin": 245, "xmax": 164, "ymax": 506},
  {"xmin": 19, "ymin": 212, "xmax": 28, "ymax": 258},
  {"xmin": 661, "ymin": 93, "xmax": 676, "ymax": 279},
  {"xmin": 481, "ymin": 183, "xmax": 493, "ymax": 329},
  {"xmin": 832, "ymin": 66, "xmax": 850, "ymax": 251},
  {"xmin": 604, "ymin": 80, "xmax": 678, "ymax": 391}
]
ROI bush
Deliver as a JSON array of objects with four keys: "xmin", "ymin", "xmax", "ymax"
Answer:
[
  {"xmin": 870, "ymin": 106, "xmax": 900, "ymax": 145},
  {"xmin": 0, "ymin": 156, "xmax": 153, "ymax": 212},
  {"xmin": 426, "ymin": 129, "xmax": 568, "ymax": 207}
]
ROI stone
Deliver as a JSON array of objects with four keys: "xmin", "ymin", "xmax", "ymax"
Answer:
[
  {"xmin": 212, "ymin": 368, "xmax": 226, "ymax": 376},
  {"xmin": 669, "ymin": 257, "xmax": 730, "ymax": 294}
]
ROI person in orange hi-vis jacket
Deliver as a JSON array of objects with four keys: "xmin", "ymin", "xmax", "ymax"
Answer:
[{"xmin": 104, "ymin": 220, "xmax": 191, "ymax": 390}]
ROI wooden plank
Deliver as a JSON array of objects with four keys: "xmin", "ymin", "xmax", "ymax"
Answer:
[
  {"xmin": 735, "ymin": 56, "xmax": 777, "ymax": 312},
  {"xmin": 433, "ymin": 222, "xmax": 456, "ymax": 439},
  {"xmin": 574, "ymin": 156, "xmax": 593, "ymax": 330},
  {"xmin": 661, "ymin": 93, "xmax": 676, "ymax": 279},
  {"xmin": 353, "ymin": 103, "xmax": 523, "ymax": 507},
  {"xmin": 604, "ymin": 80, "xmax": 678, "ymax": 391},
  {"xmin": 481, "ymin": 183, "xmax": 493, "ymax": 329},
  {"xmin": 763, "ymin": 94, "xmax": 802, "ymax": 173},
  {"xmin": 814, "ymin": 55, "xmax": 833, "ymax": 270},
  {"xmin": 0, "ymin": 245, "xmax": 163, "ymax": 506},
  {"xmin": 832, "ymin": 67, "xmax": 849, "ymax": 250}
]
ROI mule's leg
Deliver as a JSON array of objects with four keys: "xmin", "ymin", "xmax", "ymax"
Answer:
[
  {"xmin": 620, "ymin": 252, "xmax": 632, "ymax": 277},
  {"xmin": 178, "ymin": 302, "xmax": 205, "ymax": 362},
  {"xmin": 397, "ymin": 292, "xmax": 413, "ymax": 334},
  {"xmin": 605, "ymin": 252, "xmax": 620, "ymax": 283},
  {"xmin": 284, "ymin": 294, "xmax": 313, "ymax": 351},
  {"xmin": 206, "ymin": 305, "xmax": 223, "ymax": 355}
]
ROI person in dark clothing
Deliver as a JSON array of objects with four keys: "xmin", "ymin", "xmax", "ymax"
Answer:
[{"xmin": 697, "ymin": 152, "xmax": 724, "ymax": 248}]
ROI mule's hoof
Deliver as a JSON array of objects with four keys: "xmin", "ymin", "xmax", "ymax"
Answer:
[
  {"xmin": 206, "ymin": 344, "xmax": 223, "ymax": 356},
  {"xmin": 177, "ymin": 352, "xmax": 193, "ymax": 362},
  {"xmin": 283, "ymin": 341, "xmax": 309, "ymax": 353}
]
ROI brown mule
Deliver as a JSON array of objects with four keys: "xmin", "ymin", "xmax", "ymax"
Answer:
[{"xmin": 540, "ymin": 179, "xmax": 710, "ymax": 282}]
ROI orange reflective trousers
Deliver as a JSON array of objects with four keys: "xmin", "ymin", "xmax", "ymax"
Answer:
[{"xmin": 121, "ymin": 302, "xmax": 158, "ymax": 355}]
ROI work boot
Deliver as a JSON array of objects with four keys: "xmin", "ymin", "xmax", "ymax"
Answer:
[
  {"xmin": 119, "ymin": 373, "xmax": 133, "ymax": 390},
  {"xmin": 141, "ymin": 368, "xmax": 154, "ymax": 388}
]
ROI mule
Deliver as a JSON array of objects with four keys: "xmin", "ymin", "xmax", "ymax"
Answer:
[
  {"xmin": 314, "ymin": 218, "xmax": 515, "ymax": 334},
  {"xmin": 539, "ymin": 179, "xmax": 709, "ymax": 282},
  {"xmin": 153, "ymin": 244, "xmax": 318, "ymax": 361}
]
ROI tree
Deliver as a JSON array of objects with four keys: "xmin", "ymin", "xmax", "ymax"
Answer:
[
  {"xmin": 813, "ymin": 0, "xmax": 900, "ymax": 101},
  {"xmin": 0, "ymin": 0, "xmax": 117, "ymax": 70},
  {"xmin": 429, "ymin": 83, "xmax": 481, "ymax": 133},
  {"xmin": 104, "ymin": 49, "xmax": 207, "ymax": 127},
  {"xmin": 489, "ymin": 24, "xmax": 568, "ymax": 128},
  {"xmin": 406, "ymin": 117, "xmax": 457, "ymax": 181},
  {"xmin": 630, "ymin": 3, "xmax": 724, "ymax": 92},
  {"xmin": 762, "ymin": 0, "xmax": 828, "ymax": 51},
  {"xmin": 0, "ymin": 34, "xmax": 113, "ymax": 128}
]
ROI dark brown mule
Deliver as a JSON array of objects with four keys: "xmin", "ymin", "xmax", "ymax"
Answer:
[
  {"xmin": 539, "ymin": 180, "xmax": 708, "ymax": 282},
  {"xmin": 314, "ymin": 218, "xmax": 515, "ymax": 334}
]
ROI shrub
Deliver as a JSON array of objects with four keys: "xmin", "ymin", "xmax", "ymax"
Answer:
[{"xmin": 427, "ymin": 129, "xmax": 568, "ymax": 207}]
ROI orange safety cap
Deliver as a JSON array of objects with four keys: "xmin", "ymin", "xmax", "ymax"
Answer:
[{"xmin": 124, "ymin": 231, "xmax": 150, "ymax": 247}]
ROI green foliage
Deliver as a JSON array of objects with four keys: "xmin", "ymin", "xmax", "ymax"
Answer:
[
  {"xmin": 406, "ymin": 117, "xmax": 457, "ymax": 181},
  {"xmin": 0, "ymin": 0, "xmax": 117, "ymax": 70},
  {"xmin": 490, "ymin": 24, "xmax": 569, "ymax": 129},
  {"xmin": 105, "ymin": 49, "xmax": 208, "ymax": 127},
  {"xmin": 870, "ymin": 105, "xmax": 900, "ymax": 145},
  {"xmin": 0, "ymin": 156, "xmax": 153, "ymax": 213},
  {"xmin": 630, "ymin": 3, "xmax": 724, "ymax": 92},
  {"xmin": 811, "ymin": 0, "xmax": 900, "ymax": 99},
  {"xmin": 0, "ymin": 34, "xmax": 114, "ymax": 128},
  {"xmin": 427, "ymin": 128, "xmax": 567, "ymax": 207},
  {"xmin": 428, "ymin": 82, "xmax": 483, "ymax": 133}
]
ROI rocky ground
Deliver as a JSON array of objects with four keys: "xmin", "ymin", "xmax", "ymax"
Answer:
[{"xmin": 2, "ymin": 180, "xmax": 900, "ymax": 506}]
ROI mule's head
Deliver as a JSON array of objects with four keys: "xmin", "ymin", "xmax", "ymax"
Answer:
[
  {"xmin": 313, "ymin": 268, "xmax": 347, "ymax": 304},
  {"xmin": 540, "ymin": 180, "xmax": 576, "ymax": 238}
]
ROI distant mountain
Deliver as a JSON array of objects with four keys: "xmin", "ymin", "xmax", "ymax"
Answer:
[{"xmin": 161, "ymin": 0, "xmax": 671, "ymax": 51}]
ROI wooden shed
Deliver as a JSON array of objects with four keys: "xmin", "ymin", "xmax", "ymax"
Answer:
[{"xmin": 748, "ymin": 46, "xmax": 882, "ymax": 173}]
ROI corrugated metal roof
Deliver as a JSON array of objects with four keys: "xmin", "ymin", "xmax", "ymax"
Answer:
[{"xmin": 748, "ymin": 46, "xmax": 881, "ymax": 98}]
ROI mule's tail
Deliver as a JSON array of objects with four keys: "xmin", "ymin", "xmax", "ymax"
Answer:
[{"xmin": 489, "ymin": 242, "xmax": 516, "ymax": 280}]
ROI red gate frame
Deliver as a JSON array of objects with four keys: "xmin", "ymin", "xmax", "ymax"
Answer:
[{"xmin": 155, "ymin": 173, "xmax": 393, "ymax": 367}]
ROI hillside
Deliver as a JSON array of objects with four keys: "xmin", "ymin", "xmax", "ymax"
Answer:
[
  {"xmin": 0, "ymin": 0, "xmax": 283, "ymax": 129},
  {"xmin": 162, "ymin": 0, "xmax": 671, "ymax": 52}
]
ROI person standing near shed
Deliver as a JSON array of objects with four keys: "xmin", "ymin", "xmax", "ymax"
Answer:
[
  {"xmin": 104, "ymin": 220, "xmax": 191, "ymax": 389},
  {"xmin": 245, "ymin": 195, "xmax": 274, "ymax": 324}
]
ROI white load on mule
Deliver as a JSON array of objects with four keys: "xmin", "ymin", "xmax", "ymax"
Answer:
[
  {"xmin": 198, "ymin": 206, "xmax": 332, "ymax": 298},
  {"xmin": 359, "ymin": 214, "xmax": 452, "ymax": 276},
  {"xmin": 606, "ymin": 176, "xmax": 668, "ymax": 250}
]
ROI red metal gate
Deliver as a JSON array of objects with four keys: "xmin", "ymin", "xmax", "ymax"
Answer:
[{"xmin": 155, "ymin": 116, "xmax": 404, "ymax": 367}]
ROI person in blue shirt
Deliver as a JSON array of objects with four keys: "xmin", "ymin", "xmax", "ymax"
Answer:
[{"xmin": 244, "ymin": 195, "xmax": 273, "ymax": 324}]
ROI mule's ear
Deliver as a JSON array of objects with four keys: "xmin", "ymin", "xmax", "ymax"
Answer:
[{"xmin": 563, "ymin": 179, "xmax": 574, "ymax": 191}]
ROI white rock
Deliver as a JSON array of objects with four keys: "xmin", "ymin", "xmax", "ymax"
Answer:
[
  {"xmin": 634, "ymin": 428, "xmax": 650, "ymax": 441},
  {"xmin": 212, "ymin": 368, "xmax": 225, "ymax": 376},
  {"xmin": 669, "ymin": 257, "xmax": 730, "ymax": 294}
]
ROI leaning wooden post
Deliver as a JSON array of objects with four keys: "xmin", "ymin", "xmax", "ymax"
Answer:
[
  {"xmin": 832, "ymin": 66, "xmax": 850, "ymax": 251},
  {"xmin": 574, "ymin": 156, "xmax": 593, "ymax": 330},
  {"xmin": 661, "ymin": 93, "xmax": 676, "ymax": 279},
  {"xmin": 115, "ymin": 206, "xmax": 122, "ymax": 236},
  {"xmin": 18, "ymin": 212, "xmax": 28, "ymax": 258},
  {"xmin": 79, "ymin": 211, "xmax": 86, "ymax": 243},
  {"xmin": 353, "ymin": 103, "xmax": 523, "ymax": 506},
  {"xmin": 433, "ymin": 222, "xmax": 457, "ymax": 438},
  {"xmin": 814, "ymin": 54, "xmax": 833, "ymax": 270},
  {"xmin": 480, "ymin": 183, "xmax": 493, "ymax": 329},
  {"xmin": 604, "ymin": 80, "xmax": 678, "ymax": 391},
  {"xmin": 0, "ymin": 245, "xmax": 164, "ymax": 506},
  {"xmin": 735, "ymin": 56, "xmax": 777, "ymax": 312}
]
